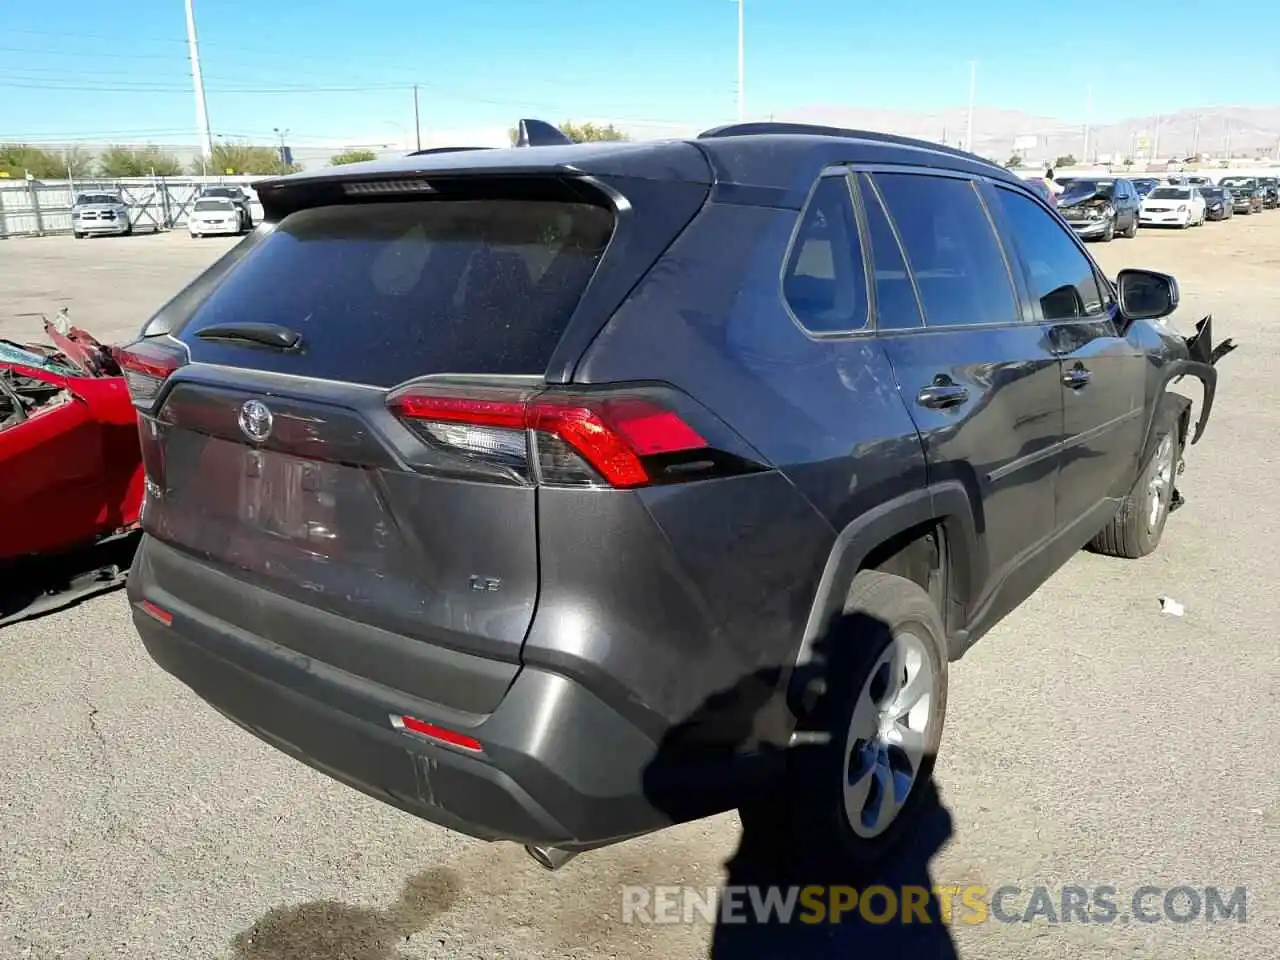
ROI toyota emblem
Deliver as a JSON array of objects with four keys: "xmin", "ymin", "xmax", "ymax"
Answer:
[{"xmin": 238, "ymin": 399, "xmax": 274, "ymax": 443}]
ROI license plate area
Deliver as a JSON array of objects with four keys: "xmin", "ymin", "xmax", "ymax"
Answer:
[{"xmin": 239, "ymin": 448, "xmax": 342, "ymax": 548}]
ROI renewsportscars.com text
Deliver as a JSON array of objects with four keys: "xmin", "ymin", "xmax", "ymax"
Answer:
[{"xmin": 621, "ymin": 884, "xmax": 1248, "ymax": 926}]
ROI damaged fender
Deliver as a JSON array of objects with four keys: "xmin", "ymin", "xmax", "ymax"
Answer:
[{"xmin": 1167, "ymin": 314, "xmax": 1237, "ymax": 446}]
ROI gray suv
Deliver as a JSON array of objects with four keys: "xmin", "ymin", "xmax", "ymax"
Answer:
[
  {"xmin": 121, "ymin": 120, "xmax": 1231, "ymax": 875},
  {"xmin": 71, "ymin": 191, "xmax": 133, "ymax": 238}
]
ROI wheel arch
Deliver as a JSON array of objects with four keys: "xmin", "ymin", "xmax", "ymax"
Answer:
[{"xmin": 787, "ymin": 481, "xmax": 982, "ymax": 715}]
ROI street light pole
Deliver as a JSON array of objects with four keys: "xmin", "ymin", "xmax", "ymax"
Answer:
[
  {"xmin": 413, "ymin": 84, "xmax": 422, "ymax": 151},
  {"xmin": 183, "ymin": 0, "xmax": 213, "ymax": 160},
  {"xmin": 1082, "ymin": 85, "xmax": 1093, "ymax": 164},
  {"xmin": 735, "ymin": 0, "xmax": 745, "ymax": 122},
  {"xmin": 964, "ymin": 61, "xmax": 977, "ymax": 153}
]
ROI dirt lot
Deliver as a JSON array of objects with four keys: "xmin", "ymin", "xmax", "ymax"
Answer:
[{"xmin": 1, "ymin": 222, "xmax": 1277, "ymax": 960}]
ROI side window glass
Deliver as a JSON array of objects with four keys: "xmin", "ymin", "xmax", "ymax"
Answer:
[
  {"xmin": 857, "ymin": 174, "xmax": 923, "ymax": 330},
  {"xmin": 783, "ymin": 175, "xmax": 868, "ymax": 334},
  {"xmin": 991, "ymin": 187, "xmax": 1107, "ymax": 321},
  {"xmin": 872, "ymin": 173, "xmax": 1018, "ymax": 328}
]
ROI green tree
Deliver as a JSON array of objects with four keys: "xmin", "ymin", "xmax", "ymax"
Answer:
[
  {"xmin": 0, "ymin": 143, "xmax": 66, "ymax": 179},
  {"xmin": 200, "ymin": 141, "xmax": 299, "ymax": 176},
  {"xmin": 1054, "ymin": 154, "xmax": 1077, "ymax": 168},
  {"xmin": 330, "ymin": 148, "xmax": 378, "ymax": 166},
  {"xmin": 59, "ymin": 146, "xmax": 96, "ymax": 179},
  {"xmin": 1005, "ymin": 153, "xmax": 1024, "ymax": 169},
  {"xmin": 559, "ymin": 121, "xmax": 629, "ymax": 143},
  {"xmin": 507, "ymin": 121, "xmax": 631, "ymax": 145},
  {"xmin": 98, "ymin": 144, "xmax": 183, "ymax": 177}
]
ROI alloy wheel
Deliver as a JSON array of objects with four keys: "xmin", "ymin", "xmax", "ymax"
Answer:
[
  {"xmin": 842, "ymin": 631, "xmax": 936, "ymax": 839},
  {"xmin": 1147, "ymin": 434, "xmax": 1175, "ymax": 531}
]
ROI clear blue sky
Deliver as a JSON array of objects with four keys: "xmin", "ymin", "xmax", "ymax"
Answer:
[{"xmin": 2, "ymin": 0, "xmax": 1276, "ymax": 145}]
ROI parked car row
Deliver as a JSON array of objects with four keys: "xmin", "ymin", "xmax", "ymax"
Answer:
[
  {"xmin": 68, "ymin": 185, "xmax": 257, "ymax": 240},
  {"xmin": 1026, "ymin": 172, "xmax": 1280, "ymax": 242}
]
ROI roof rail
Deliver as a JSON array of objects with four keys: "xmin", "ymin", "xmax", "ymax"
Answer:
[
  {"xmin": 514, "ymin": 119, "xmax": 574, "ymax": 148},
  {"xmin": 405, "ymin": 146, "xmax": 494, "ymax": 157},
  {"xmin": 697, "ymin": 121, "xmax": 993, "ymax": 166}
]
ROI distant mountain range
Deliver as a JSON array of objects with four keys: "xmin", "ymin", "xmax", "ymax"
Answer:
[
  {"xmin": 14, "ymin": 104, "xmax": 1280, "ymax": 173},
  {"xmin": 771, "ymin": 104, "xmax": 1280, "ymax": 163}
]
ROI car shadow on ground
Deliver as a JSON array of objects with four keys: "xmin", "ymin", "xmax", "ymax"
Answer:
[
  {"xmin": 645, "ymin": 608, "xmax": 961, "ymax": 959},
  {"xmin": 0, "ymin": 532, "xmax": 138, "ymax": 628}
]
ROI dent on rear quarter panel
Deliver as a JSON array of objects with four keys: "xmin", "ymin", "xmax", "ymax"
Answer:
[
  {"xmin": 575, "ymin": 201, "xmax": 927, "ymax": 527},
  {"xmin": 541, "ymin": 202, "xmax": 927, "ymax": 747}
]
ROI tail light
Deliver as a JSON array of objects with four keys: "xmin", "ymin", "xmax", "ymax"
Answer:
[
  {"xmin": 117, "ymin": 340, "xmax": 185, "ymax": 409},
  {"xmin": 387, "ymin": 383, "xmax": 763, "ymax": 489}
]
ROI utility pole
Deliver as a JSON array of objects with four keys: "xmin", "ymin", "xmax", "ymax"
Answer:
[
  {"xmin": 413, "ymin": 85, "xmax": 422, "ymax": 151},
  {"xmin": 184, "ymin": 0, "xmax": 213, "ymax": 160},
  {"xmin": 1152, "ymin": 112, "xmax": 1161, "ymax": 161},
  {"xmin": 1082, "ymin": 85, "xmax": 1093, "ymax": 163},
  {"xmin": 964, "ymin": 61, "xmax": 977, "ymax": 153},
  {"xmin": 735, "ymin": 0, "xmax": 745, "ymax": 122},
  {"xmin": 1192, "ymin": 112, "xmax": 1201, "ymax": 158},
  {"xmin": 1224, "ymin": 119, "xmax": 1232, "ymax": 159}
]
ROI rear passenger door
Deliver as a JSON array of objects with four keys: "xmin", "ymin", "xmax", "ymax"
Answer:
[
  {"xmin": 859, "ymin": 170, "xmax": 1065, "ymax": 631},
  {"xmin": 985, "ymin": 183, "xmax": 1146, "ymax": 537}
]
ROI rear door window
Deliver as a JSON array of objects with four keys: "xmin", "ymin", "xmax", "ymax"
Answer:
[
  {"xmin": 857, "ymin": 174, "xmax": 923, "ymax": 331},
  {"xmin": 176, "ymin": 199, "xmax": 615, "ymax": 387},
  {"xmin": 871, "ymin": 173, "xmax": 1019, "ymax": 328}
]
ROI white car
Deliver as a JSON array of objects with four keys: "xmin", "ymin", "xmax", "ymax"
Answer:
[
  {"xmin": 1139, "ymin": 185, "xmax": 1206, "ymax": 228},
  {"xmin": 188, "ymin": 197, "xmax": 245, "ymax": 237}
]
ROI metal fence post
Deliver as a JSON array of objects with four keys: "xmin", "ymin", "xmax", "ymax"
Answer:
[{"xmin": 29, "ymin": 179, "xmax": 45, "ymax": 236}]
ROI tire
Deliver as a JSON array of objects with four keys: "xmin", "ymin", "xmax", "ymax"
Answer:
[
  {"xmin": 1099, "ymin": 217, "xmax": 1115, "ymax": 242},
  {"xmin": 1123, "ymin": 212, "xmax": 1139, "ymax": 238},
  {"xmin": 123, "ymin": 222, "xmax": 133, "ymax": 237},
  {"xmin": 738, "ymin": 570, "xmax": 949, "ymax": 877},
  {"xmin": 73, "ymin": 231, "xmax": 85, "ymax": 239},
  {"xmin": 1089, "ymin": 404, "xmax": 1182, "ymax": 559}
]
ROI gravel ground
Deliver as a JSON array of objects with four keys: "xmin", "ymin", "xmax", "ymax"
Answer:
[{"xmin": 1, "ymin": 219, "xmax": 1277, "ymax": 960}]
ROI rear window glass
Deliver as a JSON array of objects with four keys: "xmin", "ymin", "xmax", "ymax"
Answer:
[
  {"xmin": 177, "ymin": 199, "xmax": 614, "ymax": 387},
  {"xmin": 194, "ymin": 199, "xmax": 234, "ymax": 211}
]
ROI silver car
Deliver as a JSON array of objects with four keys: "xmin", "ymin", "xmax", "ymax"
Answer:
[{"xmin": 71, "ymin": 192, "xmax": 133, "ymax": 238}]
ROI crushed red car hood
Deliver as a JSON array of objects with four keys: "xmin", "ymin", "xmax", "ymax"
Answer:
[{"xmin": 0, "ymin": 318, "xmax": 124, "ymax": 378}]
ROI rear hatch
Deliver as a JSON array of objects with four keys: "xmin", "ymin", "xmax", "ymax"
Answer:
[{"xmin": 121, "ymin": 166, "xmax": 711, "ymax": 714}]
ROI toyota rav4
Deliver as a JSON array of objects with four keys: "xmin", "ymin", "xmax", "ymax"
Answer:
[{"xmin": 123, "ymin": 119, "xmax": 1230, "ymax": 872}]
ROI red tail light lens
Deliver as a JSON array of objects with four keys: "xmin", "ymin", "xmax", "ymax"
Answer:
[
  {"xmin": 117, "ymin": 341, "xmax": 185, "ymax": 408},
  {"xmin": 388, "ymin": 387, "xmax": 710, "ymax": 489}
]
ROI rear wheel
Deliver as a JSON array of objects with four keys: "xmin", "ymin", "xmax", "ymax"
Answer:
[
  {"xmin": 738, "ymin": 570, "xmax": 948, "ymax": 875},
  {"xmin": 1089, "ymin": 404, "xmax": 1181, "ymax": 559}
]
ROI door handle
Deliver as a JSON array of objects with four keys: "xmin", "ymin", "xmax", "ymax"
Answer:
[
  {"xmin": 1063, "ymin": 365, "xmax": 1092, "ymax": 389},
  {"xmin": 916, "ymin": 377, "xmax": 970, "ymax": 410}
]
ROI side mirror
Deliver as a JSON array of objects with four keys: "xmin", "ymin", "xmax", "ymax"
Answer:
[{"xmin": 1116, "ymin": 268, "xmax": 1179, "ymax": 322}]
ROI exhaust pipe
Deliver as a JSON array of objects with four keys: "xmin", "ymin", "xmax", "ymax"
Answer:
[{"xmin": 524, "ymin": 844, "xmax": 580, "ymax": 871}]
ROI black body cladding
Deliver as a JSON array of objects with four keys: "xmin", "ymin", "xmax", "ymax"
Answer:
[{"xmin": 127, "ymin": 121, "xmax": 1220, "ymax": 851}]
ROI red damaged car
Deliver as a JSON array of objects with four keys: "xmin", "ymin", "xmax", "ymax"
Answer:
[{"xmin": 0, "ymin": 318, "xmax": 144, "ymax": 624}]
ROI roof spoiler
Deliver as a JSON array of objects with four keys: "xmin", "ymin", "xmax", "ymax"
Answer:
[
  {"xmin": 514, "ymin": 119, "xmax": 573, "ymax": 148},
  {"xmin": 405, "ymin": 146, "xmax": 493, "ymax": 157}
]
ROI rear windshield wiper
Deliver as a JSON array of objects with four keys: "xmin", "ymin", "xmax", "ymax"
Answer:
[{"xmin": 195, "ymin": 322, "xmax": 302, "ymax": 351}]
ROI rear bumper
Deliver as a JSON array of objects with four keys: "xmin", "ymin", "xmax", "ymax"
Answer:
[{"xmin": 128, "ymin": 536, "xmax": 760, "ymax": 848}]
